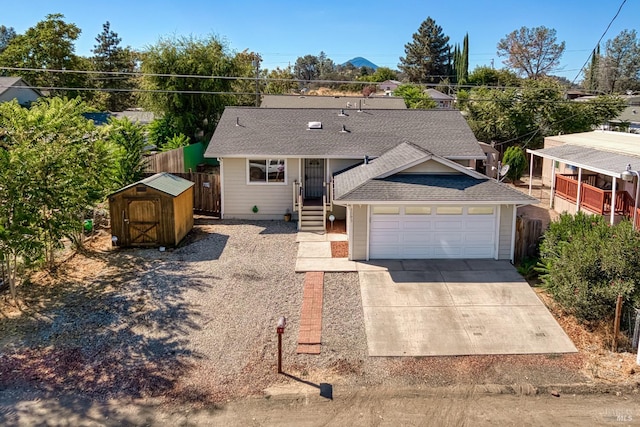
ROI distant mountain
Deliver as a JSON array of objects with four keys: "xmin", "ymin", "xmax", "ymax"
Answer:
[{"xmin": 342, "ymin": 57, "xmax": 379, "ymax": 70}]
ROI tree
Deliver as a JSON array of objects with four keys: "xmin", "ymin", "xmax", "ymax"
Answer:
[
  {"xmin": 497, "ymin": 26, "xmax": 565, "ymax": 79},
  {"xmin": 583, "ymin": 45, "xmax": 601, "ymax": 92},
  {"xmin": 601, "ymin": 29, "xmax": 640, "ymax": 93},
  {"xmin": 140, "ymin": 35, "xmax": 237, "ymax": 141},
  {"xmin": 0, "ymin": 97, "xmax": 113, "ymax": 299},
  {"xmin": 398, "ymin": 17, "xmax": 450, "ymax": 83},
  {"xmin": 0, "ymin": 25, "xmax": 16, "ymax": 54},
  {"xmin": 232, "ymin": 49, "xmax": 262, "ymax": 106},
  {"xmin": 104, "ymin": 117, "xmax": 148, "ymax": 187},
  {"xmin": 467, "ymin": 66, "xmax": 521, "ymax": 87},
  {"xmin": 91, "ymin": 21, "xmax": 138, "ymax": 111},
  {"xmin": 453, "ymin": 33, "xmax": 469, "ymax": 85},
  {"xmin": 294, "ymin": 54, "xmax": 320, "ymax": 82},
  {"xmin": 0, "ymin": 14, "xmax": 87, "ymax": 97},
  {"xmin": 264, "ymin": 66, "xmax": 298, "ymax": 94},
  {"xmin": 394, "ymin": 84, "xmax": 437, "ymax": 109},
  {"xmin": 502, "ymin": 146, "xmax": 527, "ymax": 182}
]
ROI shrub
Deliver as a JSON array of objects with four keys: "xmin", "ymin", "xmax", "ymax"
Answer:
[
  {"xmin": 502, "ymin": 146, "xmax": 528, "ymax": 182},
  {"xmin": 538, "ymin": 212, "xmax": 640, "ymax": 321}
]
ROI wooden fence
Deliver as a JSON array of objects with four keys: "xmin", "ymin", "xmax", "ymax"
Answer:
[
  {"xmin": 514, "ymin": 216, "xmax": 543, "ymax": 263},
  {"xmin": 143, "ymin": 172, "xmax": 221, "ymax": 216},
  {"xmin": 145, "ymin": 148, "xmax": 184, "ymax": 173}
]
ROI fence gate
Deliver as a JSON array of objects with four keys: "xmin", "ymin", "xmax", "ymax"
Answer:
[{"xmin": 170, "ymin": 172, "xmax": 221, "ymax": 215}]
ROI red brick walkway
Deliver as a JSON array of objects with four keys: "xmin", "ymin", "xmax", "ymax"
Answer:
[{"xmin": 296, "ymin": 271, "xmax": 323, "ymax": 354}]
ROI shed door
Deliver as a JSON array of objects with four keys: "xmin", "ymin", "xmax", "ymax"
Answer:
[{"xmin": 125, "ymin": 198, "xmax": 160, "ymax": 246}]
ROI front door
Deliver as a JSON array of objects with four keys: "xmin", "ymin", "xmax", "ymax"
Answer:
[
  {"xmin": 125, "ymin": 198, "xmax": 160, "ymax": 246},
  {"xmin": 304, "ymin": 159, "xmax": 325, "ymax": 199}
]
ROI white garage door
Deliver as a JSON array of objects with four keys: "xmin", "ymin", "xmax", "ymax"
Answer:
[{"xmin": 369, "ymin": 205, "xmax": 497, "ymax": 259}]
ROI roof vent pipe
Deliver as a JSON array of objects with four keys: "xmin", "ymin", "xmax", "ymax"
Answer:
[
  {"xmin": 364, "ymin": 155, "xmax": 369, "ymax": 164},
  {"xmin": 358, "ymin": 100, "xmax": 363, "ymax": 112},
  {"xmin": 338, "ymin": 109, "xmax": 347, "ymax": 117},
  {"xmin": 339, "ymin": 124, "xmax": 349, "ymax": 133},
  {"xmin": 236, "ymin": 117, "xmax": 240, "ymax": 126}
]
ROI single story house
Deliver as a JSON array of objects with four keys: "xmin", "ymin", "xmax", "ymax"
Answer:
[
  {"xmin": 0, "ymin": 76, "xmax": 42, "ymax": 106},
  {"xmin": 377, "ymin": 80, "xmax": 402, "ymax": 92},
  {"xmin": 205, "ymin": 107, "xmax": 537, "ymax": 261},
  {"xmin": 526, "ymin": 131, "xmax": 640, "ymax": 227},
  {"xmin": 425, "ymin": 89, "xmax": 454, "ymax": 109}
]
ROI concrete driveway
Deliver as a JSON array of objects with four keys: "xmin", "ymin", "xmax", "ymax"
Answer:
[{"xmin": 359, "ymin": 260, "xmax": 577, "ymax": 356}]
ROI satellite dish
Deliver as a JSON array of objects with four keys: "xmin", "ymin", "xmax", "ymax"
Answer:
[
  {"xmin": 494, "ymin": 162, "xmax": 509, "ymax": 182},
  {"xmin": 499, "ymin": 164, "xmax": 510, "ymax": 177}
]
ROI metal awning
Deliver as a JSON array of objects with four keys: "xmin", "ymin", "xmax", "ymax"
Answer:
[{"xmin": 527, "ymin": 144, "xmax": 640, "ymax": 178}]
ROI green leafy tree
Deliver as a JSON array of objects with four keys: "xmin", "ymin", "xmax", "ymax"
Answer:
[
  {"xmin": 501, "ymin": 146, "xmax": 527, "ymax": 182},
  {"xmin": 294, "ymin": 54, "xmax": 320, "ymax": 82},
  {"xmin": 232, "ymin": 49, "xmax": 263, "ymax": 106},
  {"xmin": 91, "ymin": 21, "xmax": 138, "ymax": 111},
  {"xmin": 394, "ymin": 84, "xmax": 437, "ymax": 109},
  {"xmin": 601, "ymin": 29, "xmax": 640, "ymax": 93},
  {"xmin": 147, "ymin": 116, "xmax": 181, "ymax": 150},
  {"xmin": 398, "ymin": 17, "xmax": 450, "ymax": 84},
  {"xmin": 161, "ymin": 133, "xmax": 190, "ymax": 152},
  {"xmin": 0, "ymin": 14, "xmax": 88, "ymax": 97},
  {"xmin": 467, "ymin": 66, "xmax": 521, "ymax": 87},
  {"xmin": 0, "ymin": 97, "xmax": 113, "ymax": 298},
  {"xmin": 264, "ymin": 66, "xmax": 298, "ymax": 94},
  {"xmin": 140, "ymin": 35, "xmax": 237, "ymax": 142},
  {"xmin": 105, "ymin": 117, "xmax": 147, "ymax": 187},
  {"xmin": 497, "ymin": 26, "xmax": 565, "ymax": 79},
  {"xmin": 539, "ymin": 213, "xmax": 640, "ymax": 321}
]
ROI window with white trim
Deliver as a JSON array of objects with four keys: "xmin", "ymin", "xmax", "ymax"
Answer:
[
  {"xmin": 372, "ymin": 206, "xmax": 400, "ymax": 215},
  {"xmin": 405, "ymin": 206, "xmax": 432, "ymax": 215},
  {"xmin": 248, "ymin": 159, "xmax": 286, "ymax": 184},
  {"xmin": 436, "ymin": 206, "xmax": 463, "ymax": 215}
]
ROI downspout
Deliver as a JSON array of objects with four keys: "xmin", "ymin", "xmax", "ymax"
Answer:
[
  {"xmin": 610, "ymin": 177, "xmax": 617, "ymax": 225},
  {"xmin": 347, "ymin": 206, "xmax": 353, "ymax": 261},
  {"xmin": 550, "ymin": 162, "xmax": 556, "ymax": 209},
  {"xmin": 366, "ymin": 205, "xmax": 370, "ymax": 261},
  {"xmin": 576, "ymin": 167, "xmax": 583, "ymax": 212},
  {"xmin": 528, "ymin": 152, "xmax": 534, "ymax": 196},
  {"xmin": 219, "ymin": 158, "xmax": 225, "ymax": 219}
]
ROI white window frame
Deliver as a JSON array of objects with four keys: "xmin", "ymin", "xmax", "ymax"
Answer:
[{"xmin": 246, "ymin": 159, "xmax": 287, "ymax": 185}]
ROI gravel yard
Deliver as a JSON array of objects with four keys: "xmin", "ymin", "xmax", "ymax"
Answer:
[{"xmin": 1, "ymin": 219, "xmax": 638, "ymax": 410}]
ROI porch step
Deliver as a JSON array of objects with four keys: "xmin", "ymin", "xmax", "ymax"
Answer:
[{"xmin": 299, "ymin": 205, "xmax": 326, "ymax": 232}]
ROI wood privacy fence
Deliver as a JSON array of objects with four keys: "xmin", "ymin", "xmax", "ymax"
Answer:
[
  {"xmin": 514, "ymin": 216, "xmax": 543, "ymax": 263},
  {"xmin": 145, "ymin": 148, "xmax": 184, "ymax": 173},
  {"xmin": 143, "ymin": 172, "xmax": 221, "ymax": 216}
]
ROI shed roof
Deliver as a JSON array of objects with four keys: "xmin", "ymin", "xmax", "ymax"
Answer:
[
  {"xmin": 111, "ymin": 173, "xmax": 194, "ymax": 197},
  {"xmin": 206, "ymin": 107, "xmax": 484, "ymax": 160}
]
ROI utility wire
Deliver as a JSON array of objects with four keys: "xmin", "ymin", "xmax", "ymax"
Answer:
[{"xmin": 571, "ymin": 0, "xmax": 628, "ymax": 85}]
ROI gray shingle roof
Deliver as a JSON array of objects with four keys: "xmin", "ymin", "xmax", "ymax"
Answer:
[
  {"xmin": 111, "ymin": 172, "xmax": 194, "ymax": 197},
  {"xmin": 334, "ymin": 173, "xmax": 538, "ymax": 204},
  {"xmin": 529, "ymin": 144, "xmax": 640, "ymax": 178},
  {"xmin": 334, "ymin": 142, "xmax": 433, "ymax": 199},
  {"xmin": 260, "ymin": 95, "xmax": 406, "ymax": 109},
  {"xmin": 206, "ymin": 107, "xmax": 484, "ymax": 159}
]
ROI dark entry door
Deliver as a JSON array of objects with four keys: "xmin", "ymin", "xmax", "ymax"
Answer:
[
  {"xmin": 125, "ymin": 198, "xmax": 160, "ymax": 246},
  {"xmin": 304, "ymin": 159, "xmax": 325, "ymax": 199}
]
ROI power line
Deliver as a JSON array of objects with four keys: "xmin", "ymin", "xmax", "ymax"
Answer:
[{"xmin": 571, "ymin": 0, "xmax": 628, "ymax": 85}]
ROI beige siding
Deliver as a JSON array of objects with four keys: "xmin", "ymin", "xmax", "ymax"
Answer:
[
  {"xmin": 498, "ymin": 205, "xmax": 514, "ymax": 260},
  {"xmin": 403, "ymin": 160, "xmax": 458, "ymax": 173},
  {"xmin": 350, "ymin": 205, "xmax": 368, "ymax": 260},
  {"xmin": 453, "ymin": 160, "xmax": 472, "ymax": 167},
  {"xmin": 330, "ymin": 159, "xmax": 361, "ymax": 174},
  {"xmin": 222, "ymin": 158, "xmax": 300, "ymax": 219}
]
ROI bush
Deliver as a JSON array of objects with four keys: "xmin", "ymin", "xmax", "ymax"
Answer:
[
  {"xmin": 502, "ymin": 146, "xmax": 528, "ymax": 182},
  {"xmin": 538, "ymin": 212, "xmax": 640, "ymax": 321}
]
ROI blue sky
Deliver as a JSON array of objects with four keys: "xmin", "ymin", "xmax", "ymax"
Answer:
[{"xmin": 2, "ymin": 0, "xmax": 638, "ymax": 81}]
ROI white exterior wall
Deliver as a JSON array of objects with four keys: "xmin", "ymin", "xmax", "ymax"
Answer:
[
  {"xmin": 498, "ymin": 205, "xmax": 514, "ymax": 260},
  {"xmin": 222, "ymin": 158, "xmax": 300, "ymax": 219}
]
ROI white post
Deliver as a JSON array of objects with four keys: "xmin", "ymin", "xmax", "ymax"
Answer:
[
  {"xmin": 550, "ymin": 162, "xmax": 556, "ymax": 209},
  {"xmin": 528, "ymin": 152, "xmax": 534, "ymax": 196},
  {"xmin": 576, "ymin": 167, "xmax": 583, "ymax": 212},
  {"xmin": 610, "ymin": 177, "xmax": 617, "ymax": 225}
]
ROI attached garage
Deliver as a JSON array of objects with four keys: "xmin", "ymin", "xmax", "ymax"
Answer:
[{"xmin": 369, "ymin": 205, "xmax": 497, "ymax": 259}]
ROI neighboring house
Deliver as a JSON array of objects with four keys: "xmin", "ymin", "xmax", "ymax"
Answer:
[
  {"xmin": 260, "ymin": 94, "xmax": 406, "ymax": 109},
  {"xmin": 377, "ymin": 80, "xmax": 401, "ymax": 92},
  {"xmin": 0, "ymin": 77, "xmax": 42, "ymax": 106},
  {"xmin": 205, "ymin": 107, "xmax": 536, "ymax": 261},
  {"xmin": 527, "ymin": 131, "xmax": 640, "ymax": 227},
  {"xmin": 82, "ymin": 110, "xmax": 156, "ymax": 126},
  {"xmin": 605, "ymin": 105, "xmax": 640, "ymax": 133},
  {"xmin": 425, "ymin": 89, "xmax": 454, "ymax": 109}
]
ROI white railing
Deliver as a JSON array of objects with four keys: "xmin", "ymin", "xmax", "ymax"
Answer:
[
  {"xmin": 297, "ymin": 186, "xmax": 303, "ymax": 231},
  {"xmin": 293, "ymin": 181, "xmax": 300, "ymax": 210},
  {"xmin": 322, "ymin": 194, "xmax": 327, "ymax": 232}
]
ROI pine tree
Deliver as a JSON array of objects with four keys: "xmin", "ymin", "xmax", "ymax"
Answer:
[
  {"xmin": 91, "ymin": 21, "xmax": 137, "ymax": 111},
  {"xmin": 398, "ymin": 17, "xmax": 451, "ymax": 84}
]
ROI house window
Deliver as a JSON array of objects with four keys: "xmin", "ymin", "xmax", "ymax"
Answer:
[
  {"xmin": 248, "ymin": 159, "xmax": 286, "ymax": 184},
  {"xmin": 468, "ymin": 206, "xmax": 494, "ymax": 215},
  {"xmin": 372, "ymin": 206, "xmax": 400, "ymax": 215},
  {"xmin": 405, "ymin": 206, "xmax": 431, "ymax": 215},
  {"xmin": 436, "ymin": 206, "xmax": 463, "ymax": 215}
]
